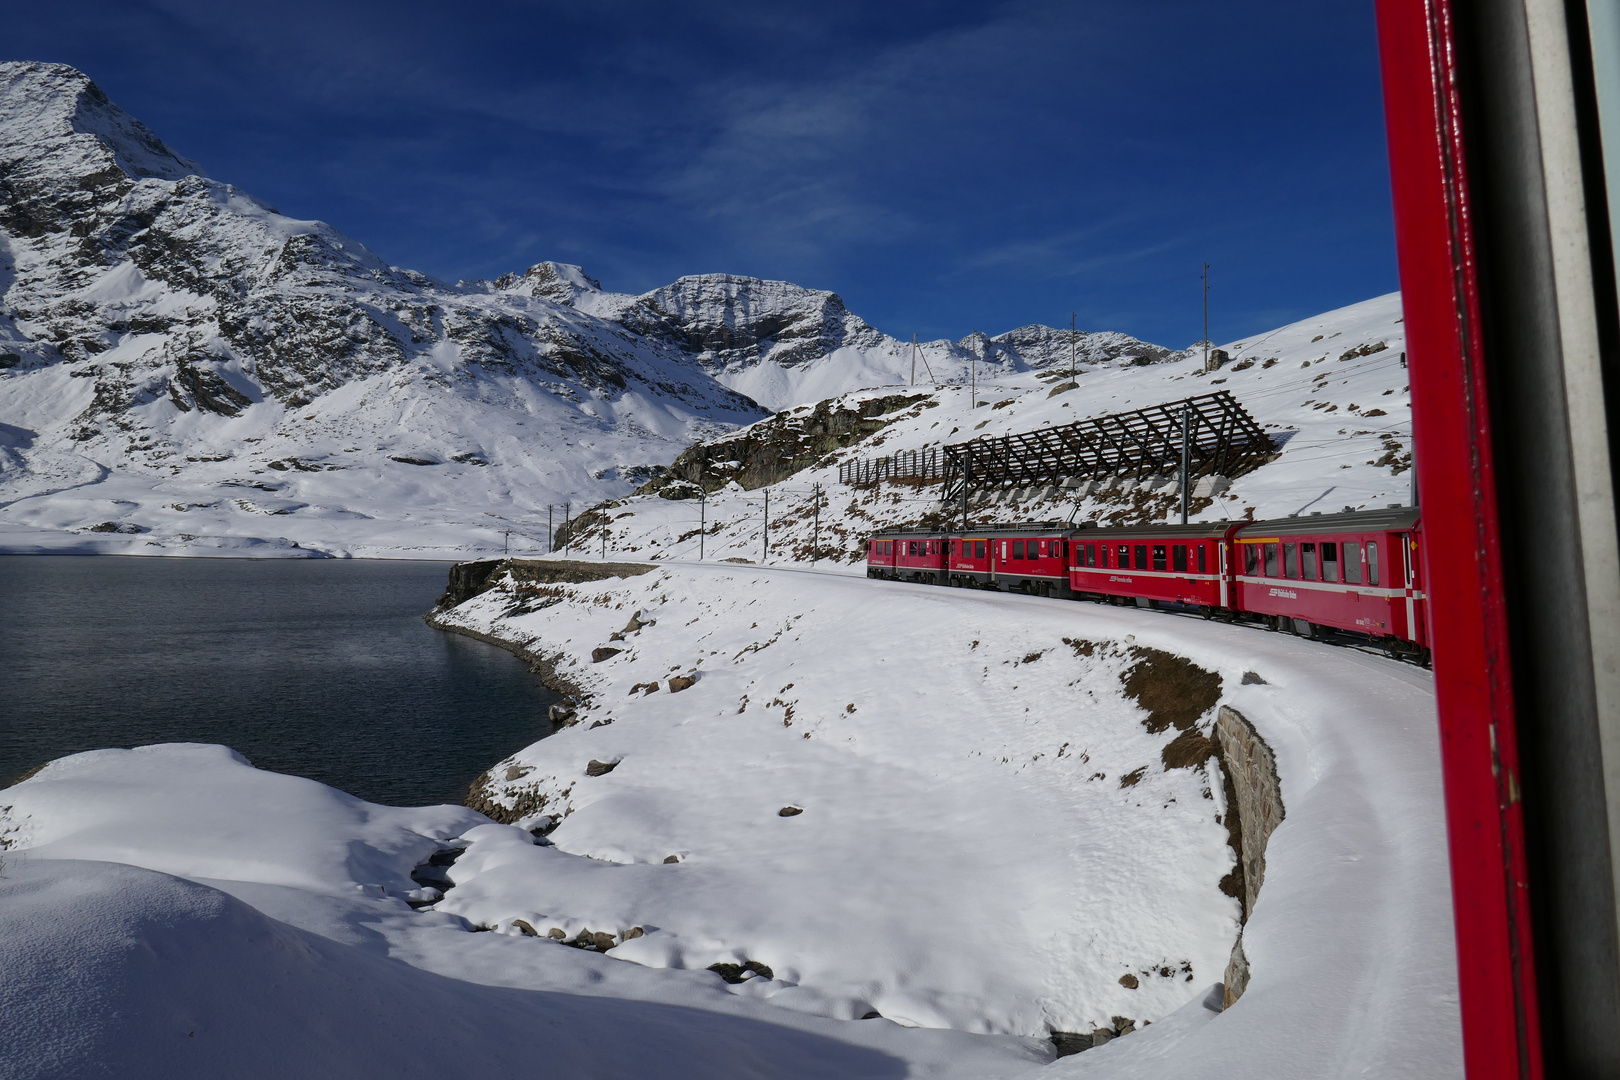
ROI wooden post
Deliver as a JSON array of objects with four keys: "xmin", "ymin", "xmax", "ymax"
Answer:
[
  {"xmin": 1180, "ymin": 404, "xmax": 1192, "ymax": 524},
  {"xmin": 812, "ymin": 483, "xmax": 820, "ymax": 565}
]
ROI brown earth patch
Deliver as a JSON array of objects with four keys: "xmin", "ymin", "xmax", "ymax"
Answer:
[{"xmin": 1120, "ymin": 648, "xmax": 1222, "ymax": 734}]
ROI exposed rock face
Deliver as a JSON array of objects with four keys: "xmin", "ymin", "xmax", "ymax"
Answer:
[
  {"xmin": 985, "ymin": 324, "xmax": 1177, "ymax": 370},
  {"xmin": 639, "ymin": 391, "xmax": 935, "ymax": 497},
  {"xmin": 620, "ymin": 274, "xmax": 890, "ymax": 372}
]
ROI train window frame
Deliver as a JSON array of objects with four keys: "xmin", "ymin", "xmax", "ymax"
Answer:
[
  {"xmin": 1172, "ymin": 544, "xmax": 1188, "ymax": 572},
  {"xmin": 1118, "ymin": 544, "xmax": 1131, "ymax": 568},
  {"xmin": 1012, "ymin": 540, "xmax": 1025, "ymax": 560},
  {"xmin": 1367, "ymin": 541, "xmax": 1379, "ymax": 586},
  {"xmin": 1343, "ymin": 542, "xmax": 1362, "ymax": 584},
  {"xmin": 1245, "ymin": 544, "xmax": 1260, "ymax": 575},
  {"xmin": 1302, "ymin": 542, "xmax": 1318, "ymax": 581},
  {"xmin": 1322, "ymin": 541, "xmax": 1339, "ymax": 582},
  {"xmin": 1284, "ymin": 542, "xmax": 1299, "ymax": 578},
  {"xmin": 975, "ymin": 540, "xmax": 985, "ymax": 559},
  {"xmin": 1153, "ymin": 544, "xmax": 1168, "ymax": 571},
  {"xmin": 1087, "ymin": 543, "xmax": 1098, "ymax": 567},
  {"xmin": 1134, "ymin": 544, "xmax": 1149, "ymax": 570},
  {"xmin": 1198, "ymin": 545, "xmax": 1207, "ymax": 574},
  {"xmin": 1265, "ymin": 543, "xmax": 1280, "ymax": 577}
]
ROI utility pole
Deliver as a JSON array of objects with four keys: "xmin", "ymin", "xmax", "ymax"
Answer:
[
  {"xmin": 812, "ymin": 483, "xmax": 821, "ymax": 565},
  {"xmin": 910, "ymin": 335, "xmax": 916, "ymax": 386},
  {"xmin": 1202, "ymin": 262, "xmax": 1210, "ymax": 373},
  {"xmin": 504, "ymin": 529, "xmax": 510, "ymax": 556},
  {"xmin": 546, "ymin": 505, "xmax": 553, "ymax": 553},
  {"xmin": 562, "ymin": 502, "xmax": 571, "ymax": 552},
  {"xmin": 970, "ymin": 333, "xmax": 977, "ymax": 406},
  {"xmin": 762, "ymin": 489, "xmax": 769, "ymax": 563},
  {"xmin": 699, "ymin": 491, "xmax": 706, "ymax": 561},
  {"xmin": 601, "ymin": 526, "xmax": 606, "ymax": 560},
  {"xmin": 1180, "ymin": 404, "xmax": 1192, "ymax": 525},
  {"xmin": 1070, "ymin": 312, "xmax": 1077, "ymax": 382}
]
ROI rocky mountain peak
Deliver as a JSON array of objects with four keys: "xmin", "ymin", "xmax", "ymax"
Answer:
[
  {"xmin": 490, "ymin": 261, "xmax": 604, "ymax": 305},
  {"xmin": 0, "ymin": 61, "xmax": 203, "ymax": 187},
  {"xmin": 627, "ymin": 273, "xmax": 888, "ymax": 371}
]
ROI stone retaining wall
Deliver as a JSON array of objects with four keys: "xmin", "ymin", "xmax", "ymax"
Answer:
[{"xmin": 1211, "ymin": 704, "xmax": 1285, "ymax": 1007}]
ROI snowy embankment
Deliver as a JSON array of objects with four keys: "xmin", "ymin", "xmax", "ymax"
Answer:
[{"xmin": 0, "ymin": 559, "xmax": 1459, "ymax": 1077}]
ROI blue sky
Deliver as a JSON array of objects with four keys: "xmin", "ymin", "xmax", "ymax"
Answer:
[{"xmin": 9, "ymin": 1, "xmax": 1395, "ymax": 347}]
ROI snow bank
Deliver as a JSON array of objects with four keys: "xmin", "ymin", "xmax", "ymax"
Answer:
[
  {"xmin": 433, "ymin": 560, "xmax": 1462, "ymax": 1076},
  {"xmin": 0, "ymin": 859, "xmax": 956, "ymax": 1080},
  {"xmin": 1, "ymin": 561, "xmax": 1460, "ymax": 1077}
]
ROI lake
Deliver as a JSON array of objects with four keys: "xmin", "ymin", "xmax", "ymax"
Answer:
[{"xmin": 0, "ymin": 555, "xmax": 558, "ymax": 806}]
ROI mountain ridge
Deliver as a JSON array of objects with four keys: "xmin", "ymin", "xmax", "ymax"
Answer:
[{"xmin": 0, "ymin": 59, "xmax": 1258, "ymax": 558}]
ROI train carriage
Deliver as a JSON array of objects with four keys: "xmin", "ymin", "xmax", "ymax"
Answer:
[
  {"xmin": 866, "ymin": 528, "xmax": 948, "ymax": 584},
  {"xmin": 1229, "ymin": 507, "xmax": 1426, "ymax": 655},
  {"xmin": 948, "ymin": 523, "xmax": 1070, "ymax": 596},
  {"xmin": 1067, "ymin": 521, "xmax": 1239, "ymax": 610}
]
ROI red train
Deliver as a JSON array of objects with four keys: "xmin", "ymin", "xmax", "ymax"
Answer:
[{"xmin": 865, "ymin": 507, "xmax": 1427, "ymax": 661}]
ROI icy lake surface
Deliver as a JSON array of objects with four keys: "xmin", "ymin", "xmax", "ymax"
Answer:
[{"xmin": 0, "ymin": 555, "xmax": 558, "ymax": 804}]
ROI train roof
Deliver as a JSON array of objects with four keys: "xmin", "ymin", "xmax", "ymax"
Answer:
[
  {"xmin": 1245, "ymin": 505, "xmax": 1421, "ymax": 536},
  {"xmin": 871, "ymin": 522, "xmax": 1069, "ymax": 538},
  {"xmin": 1066, "ymin": 520, "xmax": 1238, "ymax": 541},
  {"xmin": 869, "ymin": 506, "xmax": 1420, "ymax": 542}
]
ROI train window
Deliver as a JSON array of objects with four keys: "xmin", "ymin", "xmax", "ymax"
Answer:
[
  {"xmin": 1172, "ymin": 545, "xmax": 1188, "ymax": 572},
  {"xmin": 1322, "ymin": 542, "xmax": 1339, "ymax": 581},
  {"xmin": 1245, "ymin": 544, "xmax": 1260, "ymax": 575},
  {"xmin": 1086, "ymin": 543, "xmax": 1097, "ymax": 567},
  {"xmin": 1118, "ymin": 544, "xmax": 1131, "ymax": 567},
  {"xmin": 1343, "ymin": 542, "xmax": 1362, "ymax": 584},
  {"xmin": 1302, "ymin": 542, "xmax": 1317, "ymax": 580},
  {"xmin": 1012, "ymin": 541, "xmax": 1025, "ymax": 560},
  {"xmin": 1367, "ymin": 542, "xmax": 1379, "ymax": 586},
  {"xmin": 1198, "ymin": 546, "xmax": 1207, "ymax": 573},
  {"xmin": 1152, "ymin": 544, "xmax": 1167, "ymax": 571},
  {"xmin": 1134, "ymin": 544, "xmax": 1149, "ymax": 570},
  {"xmin": 1264, "ymin": 543, "xmax": 1280, "ymax": 577},
  {"xmin": 1283, "ymin": 543, "xmax": 1299, "ymax": 578},
  {"xmin": 975, "ymin": 540, "xmax": 985, "ymax": 559}
]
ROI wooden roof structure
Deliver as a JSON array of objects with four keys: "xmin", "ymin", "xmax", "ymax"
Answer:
[{"xmin": 936, "ymin": 390, "xmax": 1274, "ymax": 500}]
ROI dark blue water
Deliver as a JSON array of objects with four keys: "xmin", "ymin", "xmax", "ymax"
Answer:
[{"xmin": 0, "ymin": 556, "xmax": 558, "ymax": 806}]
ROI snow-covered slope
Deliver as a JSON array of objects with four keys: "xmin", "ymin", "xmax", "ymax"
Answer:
[
  {"xmin": 560, "ymin": 292, "xmax": 1411, "ymax": 563},
  {"xmin": 0, "ymin": 61, "xmax": 1181, "ymax": 558},
  {"xmin": 0, "ymin": 563, "xmax": 1461, "ymax": 1077}
]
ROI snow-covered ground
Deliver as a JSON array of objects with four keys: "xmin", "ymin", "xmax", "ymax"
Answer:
[
  {"xmin": 1, "ymin": 560, "xmax": 1461, "ymax": 1078},
  {"xmin": 558, "ymin": 294, "xmax": 1413, "ymax": 565}
]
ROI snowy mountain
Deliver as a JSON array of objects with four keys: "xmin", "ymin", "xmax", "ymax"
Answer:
[
  {"xmin": 0, "ymin": 60, "xmax": 1180, "ymax": 558},
  {"xmin": 559, "ymin": 292, "xmax": 1412, "ymax": 564}
]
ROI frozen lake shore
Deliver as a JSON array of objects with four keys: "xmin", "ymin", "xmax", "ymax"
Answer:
[{"xmin": 0, "ymin": 559, "xmax": 1461, "ymax": 1078}]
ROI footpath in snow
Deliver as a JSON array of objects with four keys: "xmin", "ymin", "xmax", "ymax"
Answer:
[{"xmin": 0, "ymin": 559, "xmax": 1461, "ymax": 1078}]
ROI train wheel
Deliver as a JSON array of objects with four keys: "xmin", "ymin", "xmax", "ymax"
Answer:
[{"xmin": 1199, "ymin": 605, "xmax": 1214, "ymax": 620}]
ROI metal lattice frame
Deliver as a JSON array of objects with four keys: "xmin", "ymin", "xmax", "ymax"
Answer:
[{"xmin": 932, "ymin": 390, "xmax": 1273, "ymax": 500}]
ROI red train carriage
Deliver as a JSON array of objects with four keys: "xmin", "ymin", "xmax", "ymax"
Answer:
[
  {"xmin": 866, "ymin": 528, "xmax": 948, "ymax": 584},
  {"xmin": 947, "ymin": 523, "xmax": 1070, "ymax": 596},
  {"xmin": 1230, "ymin": 508, "xmax": 1426, "ymax": 657},
  {"xmin": 1068, "ymin": 522, "xmax": 1240, "ymax": 611}
]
